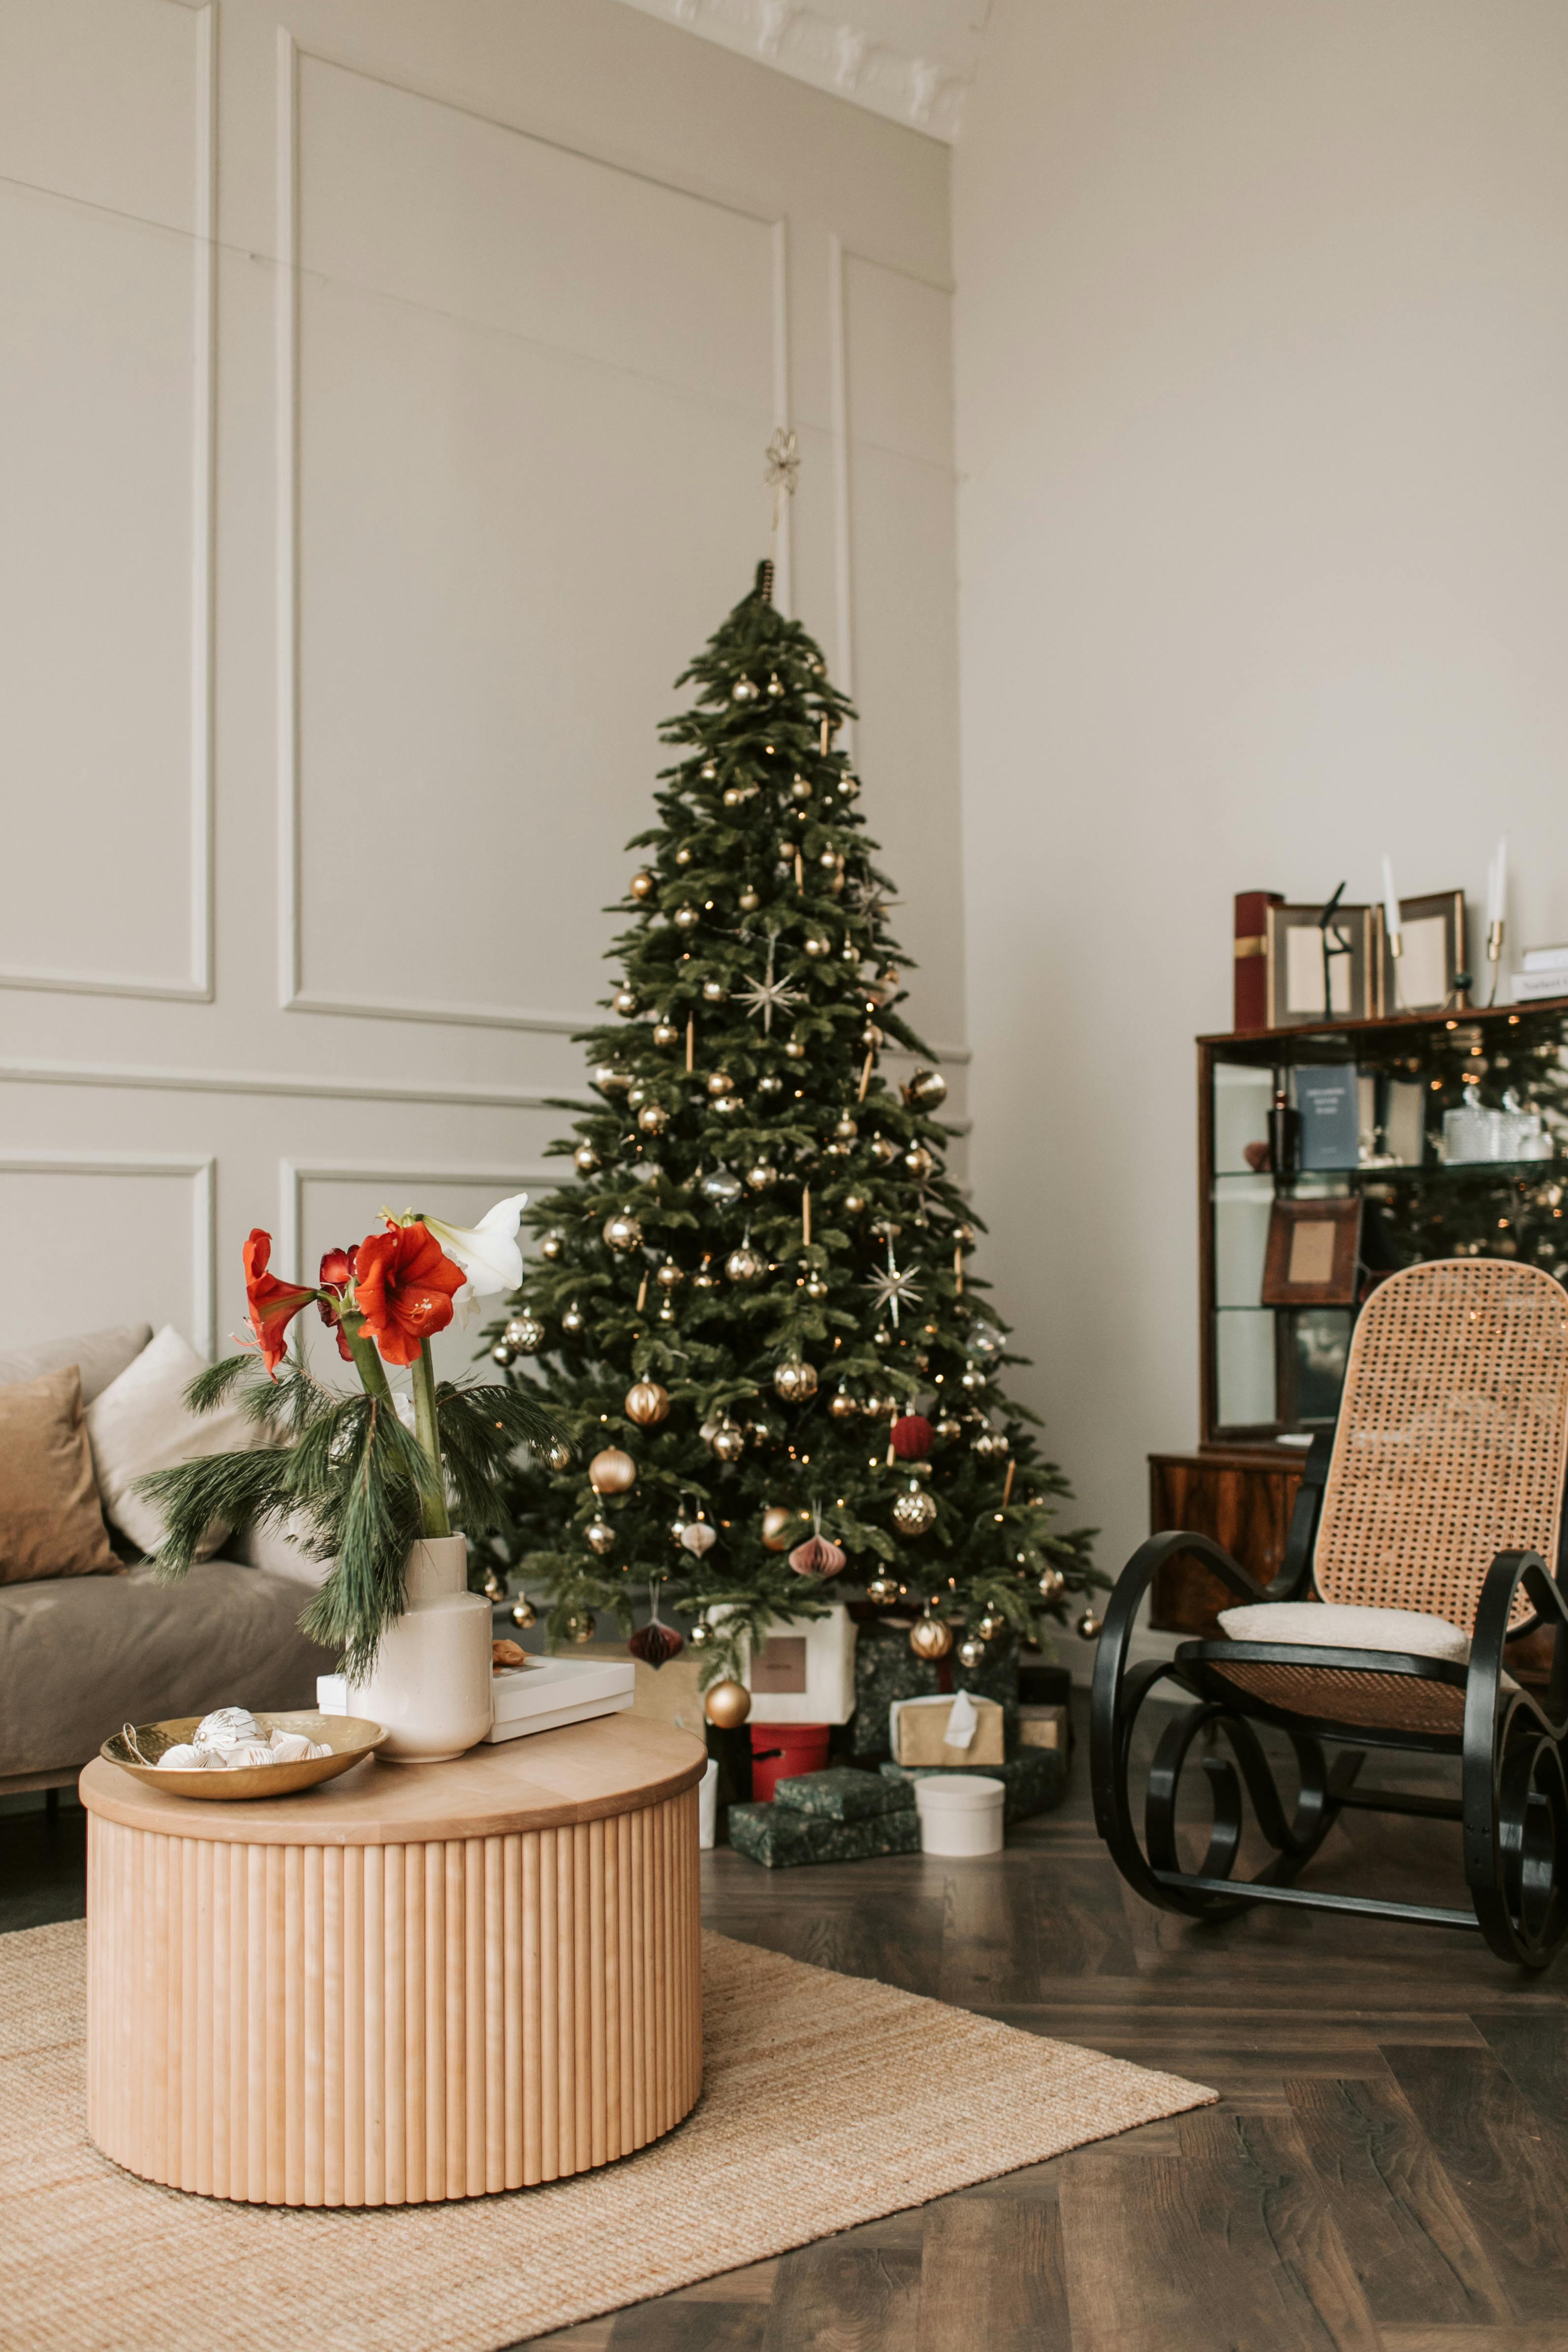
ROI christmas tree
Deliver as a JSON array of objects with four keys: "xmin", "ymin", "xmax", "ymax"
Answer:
[{"xmin": 487, "ymin": 557, "xmax": 1100, "ymax": 1703}]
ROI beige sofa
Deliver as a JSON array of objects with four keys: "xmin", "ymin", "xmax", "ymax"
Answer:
[{"xmin": 0, "ymin": 1324, "xmax": 333, "ymax": 1794}]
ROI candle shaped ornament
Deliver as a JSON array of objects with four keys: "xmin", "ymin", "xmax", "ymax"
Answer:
[
  {"xmin": 1381, "ymin": 852, "xmax": 1403, "ymax": 1009},
  {"xmin": 1486, "ymin": 836, "xmax": 1508, "ymax": 1003}
]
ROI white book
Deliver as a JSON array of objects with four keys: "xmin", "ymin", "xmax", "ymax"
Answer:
[
  {"xmin": 1512, "ymin": 970, "xmax": 1568, "ymax": 1002},
  {"xmin": 1523, "ymin": 944, "xmax": 1568, "ymax": 973},
  {"xmin": 317, "ymin": 1654, "xmax": 636, "ymax": 1746}
]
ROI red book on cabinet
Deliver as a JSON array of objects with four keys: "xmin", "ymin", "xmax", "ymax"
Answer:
[{"xmin": 1234, "ymin": 891, "xmax": 1282, "ymax": 1032}]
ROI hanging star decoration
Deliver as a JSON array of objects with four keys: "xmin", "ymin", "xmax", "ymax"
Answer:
[
  {"xmin": 764, "ymin": 427, "xmax": 800, "ymax": 503},
  {"xmin": 865, "ymin": 1236, "xmax": 924, "ymax": 1329},
  {"xmin": 735, "ymin": 928, "xmax": 804, "ymax": 1035}
]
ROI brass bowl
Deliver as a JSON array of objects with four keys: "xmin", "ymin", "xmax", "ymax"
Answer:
[{"xmin": 102, "ymin": 1711, "xmax": 384, "ymax": 1800}]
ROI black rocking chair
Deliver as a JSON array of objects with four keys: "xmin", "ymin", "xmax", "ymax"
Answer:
[{"xmin": 1090, "ymin": 1258, "xmax": 1568, "ymax": 1968}]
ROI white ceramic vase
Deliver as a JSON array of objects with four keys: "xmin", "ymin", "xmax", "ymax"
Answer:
[{"xmin": 346, "ymin": 1533, "xmax": 493, "ymax": 1763}]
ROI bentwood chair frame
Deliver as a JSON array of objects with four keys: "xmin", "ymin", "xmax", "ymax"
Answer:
[{"xmin": 1091, "ymin": 1258, "xmax": 1568, "ymax": 1967}]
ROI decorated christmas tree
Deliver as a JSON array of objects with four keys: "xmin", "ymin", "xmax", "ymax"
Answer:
[{"xmin": 486, "ymin": 549, "xmax": 1100, "ymax": 1713}]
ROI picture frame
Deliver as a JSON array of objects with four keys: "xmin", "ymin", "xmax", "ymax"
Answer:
[
  {"xmin": 1261, "ymin": 1197, "xmax": 1364, "ymax": 1307},
  {"xmin": 1265, "ymin": 902, "xmax": 1378, "ymax": 1029},
  {"xmin": 1376, "ymin": 890, "xmax": 1467, "ymax": 1016}
]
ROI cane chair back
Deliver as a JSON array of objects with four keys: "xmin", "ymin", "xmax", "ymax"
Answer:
[{"xmin": 1313, "ymin": 1258, "xmax": 1568, "ymax": 1634}]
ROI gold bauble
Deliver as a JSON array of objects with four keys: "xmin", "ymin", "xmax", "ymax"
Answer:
[
  {"xmin": 704, "ymin": 1678, "xmax": 751, "ymax": 1729},
  {"xmin": 702, "ymin": 979, "xmax": 727, "ymax": 1003},
  {"xmin": 904, "ymin": 1067, "xmax": 948, "ymax": 1110},
  {"xmin": 892, "ymin": 1485, "xmax": 938, "ymax": 1538},
  {"xmin": 652, "ymin": 1019, "xmax": 680, "ymax": 1048},
  {"xmin": 483, "ymin": 1571, "xmax": 505, "ymax": 1602},
  {"xmin": 1077, "ymin": 1611, "xmax": 1104, "ymax": 1641},
  {"xmin": 545, "ymin": 1440, "xmax": 573, "ymax": 1470},
  {"xmin": 725, "ymin": 1244, "xmax": 765, "ymax": 1284},
  {"xmin": 909, "ymin": 1613, "xmax": 953, "ymax": 1660},
  {"xmin": 585, "ymin": 1516, "xmax": 616, "ymax": 1556},
  {"xmin": 625, "ymin": 1379, "xmax": 671, "ymax": 1428},
  {"xmin": 629, "ymin": 869, "xmax": 655, "ymax": 900},
  {"xmin": 561, "ymin": 1305, "xmax": 585, "ymax": 1335},
  {"xmin": 829, "ymin": 1390, "xmax": 860, "ymax": 1421},
  {"xmin": 773, "ymin": 1358, "xmax": 818, "ymax": 1403},
  {"xmin": 783, "ymin": 1038, "xmax": 806, "ymax": 1061},
  {"xmin": 761, "ymin": 1505, "xmax": 796, "ymax": 1551},
  {"xmin": 957, "ymin": 1634, "xmax": 986, "ymax": 1669},
  {"xmin": 904, "ymin": 1145, "xmax": 936, "ymax": 1179},
  {"xmin": 656, "ymin": 1260, "xmax": 684, "ymax": 1288},
  {"xmin": 673, "ymin": 904, "xmax": 700, "ymax": 932},
  {"xmin": 563, "ymin": 1611, "xmax": 597, "ymax": 1645},
  {"xmin": 511, "ymin": 1596, "xmax": 537, "ymax": 1629},
  {"xmin": 746, "ymin": 1162, "xmax": 778, "ymax": 1192},
  {"xmin": 573, "ymin": 1142, "xmax": 601, "ymax": 1174},
  {"xmin": 833, "ymin": 1114, "xmax": 858, "ymax": 1141},
  {"xmin": 709, "ymin": 1422, "xmax": 745, "ymax": 1463},
  {"xmin": 1038, "ymin": 1565, "xmax": 1065, "ymax": 1602},
  {"xmin": 706, "ymin": 1070, "xmax": 735, "ymax": 1097},
  {"xmin": 588, "ymin": 1447, "xmax": 637, "ymax": 1496},
  {"xmin": 540, "ymin": 1230, "xmax": 564, "ymax": 1259},
  {"xmin": 977, "ymin": 1609, "xmax": 1005, "ymax": 1641},
  {"xmin": 603, "ymin": 1210, "xmax": 643, "ymax": 1252},
  {"xmin": 637, "ymin": 1102, "xmax": 669, "ymax": 1134},
  {"xmin": 843, "ymin": 1192, "xmax": 867, "ymax": 1214},
  {"xmin": 865, "ymin": 1573, "xmax": 900, "ymax": 1605},
  {"xmin": 611, "ymin": 986, "xmax": 638, "ymax": 1016},
  {"xmin": 504, "ymin": 1312, "xmax": 544, "ymax": 1351},
  {"xmin": 738, "ymin": 889, "xmax": 762, "ymax": 912}
]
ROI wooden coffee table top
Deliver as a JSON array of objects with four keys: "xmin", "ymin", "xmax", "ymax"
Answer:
[{"xmin": 80, "ymin": 1714, "xmax": 707, "ymax": 1846}]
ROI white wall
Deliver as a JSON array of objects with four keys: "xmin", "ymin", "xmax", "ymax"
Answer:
[
  {"xmin": 0, "ymin": 0, "xmax": 961, "ymax": 1377},
  {"xmin": 954, "ymin": 0, "xmax": 1568, "ymax": 1592}
]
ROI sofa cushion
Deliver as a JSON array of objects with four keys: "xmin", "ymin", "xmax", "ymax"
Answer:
[
  {"xmin": 0, "ymin": 1557, "xmax": 337, "ymax": 1777},
  {"xmin": 86, "ymin": 1325, "xmax": 254, "ymax": 1560},
  {"xmin": 1218, "ymin": 1601, "xmax": 1471, "ymax": 1661},
  {"xmin": 0, "ymin": 1323, "xmax": 153, "ymax": 1406},
  {"xmin": 0, "ymin": 1367, "xmax": 119, "ymax": 1584}
]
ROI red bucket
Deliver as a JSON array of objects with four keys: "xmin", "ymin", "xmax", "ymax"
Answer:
[{"xmin": 749, "ymin": 1722, "xmax": 831, "ymax": 1804}]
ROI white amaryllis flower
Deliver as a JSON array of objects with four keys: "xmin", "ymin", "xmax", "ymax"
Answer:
[{"xmin": 421, "ymin": 1193, "xmax": 530, "ymax": 1321}]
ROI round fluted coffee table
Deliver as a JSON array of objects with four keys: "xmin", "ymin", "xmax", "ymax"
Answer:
[{"xmin": 80, "ymin": 1715, "xmax": 706, "ymax": 2206}]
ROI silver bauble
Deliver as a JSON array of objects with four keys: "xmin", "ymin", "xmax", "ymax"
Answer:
[
  {"xmin": 702, "ymin": 1169, "xmax": 743, "ymax": 1204},
  {"xmin": 957, "ymin": 1635, "xmax": 987, "ymax": 1670},
  {"xmin": 585, "ymin": 1517, "xmax": 615, "ymax": 1556}
]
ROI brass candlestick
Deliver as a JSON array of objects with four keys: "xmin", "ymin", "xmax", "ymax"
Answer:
[{"xmin": 1487, "ymin": 917, "xmax": 1505, "ymax": 1007}]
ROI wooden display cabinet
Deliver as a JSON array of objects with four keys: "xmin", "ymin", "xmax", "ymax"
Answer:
[{"xmin": 1152, "ymin": 992, "xmax": 1568, "ymax": 1636}]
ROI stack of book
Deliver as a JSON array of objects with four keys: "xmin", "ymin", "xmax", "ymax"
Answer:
[{"xmin": 1513, "ymin": 946, "xmax": 1568, "ymax": 1003}]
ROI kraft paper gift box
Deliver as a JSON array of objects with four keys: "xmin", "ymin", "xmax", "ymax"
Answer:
[{"xmin": 890, "ymin": 1691, "xmax": 1006, "ymax": 1769}]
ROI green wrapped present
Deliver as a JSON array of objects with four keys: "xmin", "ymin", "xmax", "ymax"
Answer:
[
  {"xmin": 880, "ymin": 1746, "xmax": 1068, "ymax": 1823},
  {"xmin": 851, "ymin": 1620, "xmax": 1021, "ymax": 1757},
  {"xmin": 727, "ymin": 1800, "xmax": 923, "ymax": 1869},
  {"xmin": 774, "ymin": 1766, "xmax": 916, "ymax": 1822}
]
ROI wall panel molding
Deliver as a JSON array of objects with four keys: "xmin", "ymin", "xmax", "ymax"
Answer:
[
  {"xmin": 0, "ymin": 1054, "xmax": 580, "ymax": 1111},
  {"xmin": 0, "ymin": 0, "xmax": 216, "ymax": 1006},
  {"xmin": 0, "ymin": 1151, "xmax": 215, "ymax": 1355},
  {"xmin": 279, "ymin": 1158, "xmax": 558, "ymax": 1287},
  {"xmin": 274, "ymin": 38, "xmax": 793, "ymax": 1036}
]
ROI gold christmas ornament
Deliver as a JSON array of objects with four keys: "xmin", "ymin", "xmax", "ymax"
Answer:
[
  {"xmin": 1038, "ymin": 1565, "xmax": 1065, "ymax": 1602},
  {"xmin": 746, "ymin": 1162, "xmax": 779, "ymax": 1192},
  {"xmin": 784, "ymin": 1038, "xmax": 806, "ymax": 1060},
  {"xmin": 706, "ymin": 1070, "xmax": 735, "ymax": 1096},
  {"xmin": 738, "ymin": 888, "xmax": 761, "ymax": 911},
  {"xmin": 803, "ymin": 936, "xmax": 829, "ymax": 958},
  {"xmin": 960, "ymin": 1367, "xmax": 988, "ymax": 1392},
  {"xmin": 624, "ymin": 1379, "xmax": 671, "ymax": 1427},
  {"xmin": 679, "ymin": 1518, "xmax": 717, "ymax": 1557},
  {"xmin": 688, "ymin": 1618, "xmax": 712, "ymax": 1648},
  {"xmin": 833, "ymin": 1114, "xmax": 858, "ymax": 1140},
  {"xmin": 511, "ymin": 1596, "xmax": 537, "ymax": 1629},
  {"xmin": 758, "ymin": 1073, "xmax": 784, "ymax": 1096},
  {"xmin": 871, "ymin": 1136, "xmax": 899, "ymax": 1163},
  {"xmin": 573, "ymin": 1142, "xmax": 601, "ymax": 1174},
  {"xmin": 803, "ymin": 1273, "xmax": 829, "ymax": 1300},
  {"xmin": 585, "ymin": 1516, "xmax": 615, "ymax": 1556},
  {"xmin": 636, "ymin": 1102, "xmax": 669, "ymax": 1135},
  {"xmin": 904, "ymin": 1145, "xmax": 936, "ymax": 1179},
  {"xmin": 1077, "ymin": 1611, "xmax": 1104, "ymax": 1641},
  {"xmin": 704, "ymin": 1677, "xmax": 752, "ymax": 1729},
  {"xmin": 957, "ymin": 1634, "xmax": 986, "ymax": 1670},
  {"xmin": 611, "ymin": 987, "xmax": 638, "ymax": 1016},
  {"xmin": 490, "ymin": 1341, "xmax": 515, "ymax": 1367},
  {"xmin": 540, "ymin": 1230, "xmax": 564, "ymax": 1259},
  {"xmin": 773, "ymin": 1358, "xmax": 818, "ymax": 1403},
  {"xmin": 761, "ymin": 1505, "xmax": 797, "ymax": 1551},
  {"xmin": 629, "ymin": 869, "xmax": 655, "ymax": 900},
  {"xmin": 588, "ymin": 1448, "xmax": 637, "ymax": 1496},
  {"xmin": 709, "ymin": 1422, "xmax": 745, "ymax": 1463},
  {"xmin": 790, "ymin": 774, "xmax": 812, "ymax": 801},
  {"xmin": 909, "ymin": 1612, "xmax": 953, "ymax": 1660},
  {"xmin": 977, "ymin": 1609, "xmax": 1006, "ymax": 1641},
  {"xmin": 656, "ymin": 1260, "xmax": 684, "ymax": 1288},
  {"xmin": 731, "ymin": 677, "xmax": 759, "ymax": 704},
  {"xmin": 561, "ymin": 1304, "xmax": 586, "ymax": 1335},
  {"xmin": 828, "ymin": 1390, "xmax": 860, "ymax": 1421},
  {"xmin": 892, "ymin": 1485, "xmax": 938, "ymax": 1538},
  {"xmin": 504, "ymin": 1313, "xmax": 544, "ymax": 1352},
  {"xmin": 865, "ymin": 1574, "xmax": 900, "ymax": 1605},
  {"xmin": 652, "ymin": 1019, "xmax": 680, "ymax": 1048},
  {"xmin": 483, "ymin": 1571, "xmax": 505, "ymax": 1602},
  {"xmin": 673, "ymin": 904, "xmax": 700, "ymax": 931},
  {"xmin": 973, "ymin": 1428, "xmax": 1010, "ymax": 1460},
  {"xmin": 713, "ymin": 1093, "xmax": 745, "ymax": 1116},
  {"xmin": 955, "ymin": 1221, "xmax": 978, "ymax": 1248},
  {"xmin": 725, "ymin": 1244, "xmax": 765, "ymax": 1284},
  {"xmin": 674, "ymin": 846, "xmax": 692, "ymax": 866},
  {"xmin": 545, "ymin": 1440, "xmax": 573, "ymax": 1470},
  {"xmin": 843, "ymin": 1192, "xmax": 867, "ymax": 1214},
  {"xmin": 590, "ymin": 1061, "xmax": 627, "ymax": 1093},
  {"xmin": 702, "ymin": 978, "xmax": 727, "ymax": 1003},
  {"xmin": 904, "ymin": 1067, "xmax": 948, "ymax": 1110},
  {"xmin": 603, "ymin": 1210, "xmax": 643, "ymax": 1252},
  {"xmin": 563, "ymin": 1611, "xmax": 597, "ymax": 1645}
]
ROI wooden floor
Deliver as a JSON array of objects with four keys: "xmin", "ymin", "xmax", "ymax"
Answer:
[{"xmin": 7, "ymin": 1705, "xmax": 1568, "ymax": 2352}]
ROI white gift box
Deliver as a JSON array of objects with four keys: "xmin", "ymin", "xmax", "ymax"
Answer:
[
  {"xmin": 318, "ymin": 1653, "xmax": 634, "ymax": 1745},
  {"xmin": 711, "ymin": 1603, "xmax": 857, "ymax": 1725}
]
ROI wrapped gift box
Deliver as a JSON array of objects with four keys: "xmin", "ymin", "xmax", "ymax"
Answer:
[
  {"xmin": 850, "ymin": 1620, "xmax": 1020, "ymax": 1756},
  {"xmin": 774, "ymin": 1766, "xmax": 915, "ymax": 1823},
  {"xmin": 881, "ymin": 1747, "xmax": 1067, "ymax": 1823},
  {"xmin": 1017, "ymin": 1703, "xmax": 1069, "ymax": 1752},
  {"xmin": 727, "ymin": 1799, "xmax": 922, "ymax": 1869},
  {"xmin": 890, "ymin": 1692, "xmax": 1006, "ymax": 1768}
]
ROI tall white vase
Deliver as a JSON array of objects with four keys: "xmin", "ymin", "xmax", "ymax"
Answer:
[{"xmin": 346, "ymin": 1533, "xmax": 493, "ymax": 1763}]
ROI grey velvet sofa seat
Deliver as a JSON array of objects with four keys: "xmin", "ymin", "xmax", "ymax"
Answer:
[{"xmin": 0, "ymin": 1321, "xmax": 334, "ymax": 1794}]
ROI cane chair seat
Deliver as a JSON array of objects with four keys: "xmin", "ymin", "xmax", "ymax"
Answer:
[{"xmin": 1202, "ymin": 1655, "xmax": 1468, "ymax": 1736}]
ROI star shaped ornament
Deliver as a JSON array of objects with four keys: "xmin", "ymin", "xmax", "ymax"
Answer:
[
  {"xmin": 735, "ymin": 930, "xmax": 804, "ymax": 1035},
  {"xmin": 864, "ymin": 1238, "xmax": 924, "ymax": 1329}
]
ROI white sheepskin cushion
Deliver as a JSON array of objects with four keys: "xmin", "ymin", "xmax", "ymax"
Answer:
[{"xmin": 1217, "ymin": 1602, "xmax": 1472, "ymax": 1662}]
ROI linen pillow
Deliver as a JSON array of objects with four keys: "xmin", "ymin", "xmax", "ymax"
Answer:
[
  {"xmin": 235, "ymin": 1511, "xmax": 333, "ymax": 1588},
  {"xmin": 0, "ymin": 1366, "xmax": 120, "ymax": 1582},
  {"xmin": 86, "ymin": 1325, "xmax": 255, "ymax": 1560},
  {"xmin": 0, "ymin": 1323, "xmax": 153, "ymax": 1406},
  {"xmin": 1217, "ymin": 1601, "xmax": 1470, "ymax": 1662}
]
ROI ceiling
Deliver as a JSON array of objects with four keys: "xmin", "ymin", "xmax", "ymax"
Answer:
[{"xmin": 612, "ymin": 0, "xmax": 992, "ymax": 140}]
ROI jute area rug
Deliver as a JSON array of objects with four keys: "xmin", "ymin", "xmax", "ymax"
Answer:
[{"xmin": 1, "ymin": 1919, "xmax": 1212, "ymax": 2351}]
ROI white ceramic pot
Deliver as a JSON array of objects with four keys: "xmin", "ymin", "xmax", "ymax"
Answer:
[{"xmin": 346, "ymin": 1534, "xmax": 493, "ymax": 1763}]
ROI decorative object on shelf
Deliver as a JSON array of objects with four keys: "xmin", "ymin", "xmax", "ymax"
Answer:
[
  {"xmin": 131, "ymin": 1202, "xmax": 558, "ymax": 1763},
  {"xmin": 1233, "ymin": 889, "xmax": 1284, "ymax": 1032},
  {"xmin": 1261, "ymin": 1198, "xmax": 1363, "ymax": 1307},
  {"xmin": 1377, "ymin": 875, "xmax": 1467, "ymax": 1017},
  {"xmin": 1486, "ymin": 835, "xmax": 1508, "ymax": 1005},
  {"xmin": 1265, "ymin": 895, "xmax": 1377, "ymax": 1028},
  {"xmin": 1294, "ymin": 1062, "xmax": 1361, "ymax": 1170},
  {"xmin": 1267, "ymin": 1087, "xmax": 1300, "ymax": 1180}
]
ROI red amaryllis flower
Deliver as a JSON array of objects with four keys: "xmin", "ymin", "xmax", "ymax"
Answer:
[
  {"xmin": 318, "ymin": 1244, "xmax": 358, "ymax": 1364},
  {"xmin": 243, "ymin": 1229, "xmax": 319, "ymax": 1378},
  {"xmin": 353, "ymin": 1223, "xmax": 465, "ymax": 1367}
]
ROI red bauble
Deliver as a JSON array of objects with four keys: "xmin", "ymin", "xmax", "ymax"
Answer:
[
  {"xmin": 628, "ymin": 1621, "xmax": 684, "ymax": 1669},
  {"xmin": 788, "ymin": 1534, "xmax": 846, "ymax": 1578},
  {"xmin": 890, "ymin": 1414, "xmax": 934, "ymax": 1461}
]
